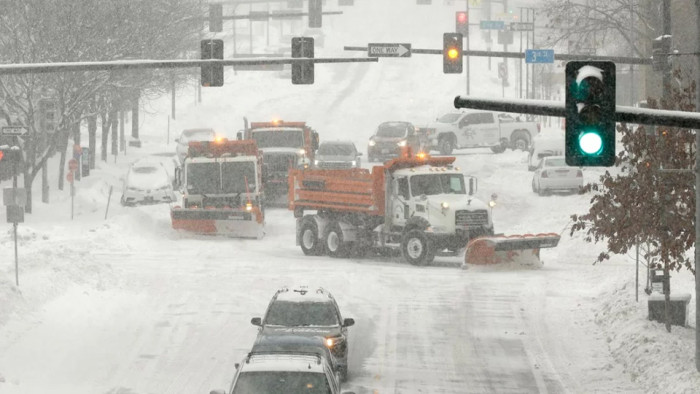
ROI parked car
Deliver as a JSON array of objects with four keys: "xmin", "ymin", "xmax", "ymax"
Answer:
[
  {"xmin": 367, "ymin": 121, "xmax": 422, "ymax": 162},
  {"xmin": 314, "ymin": 141, "xmax": 362, "ymax": 169},
  {"xmin": 175, "ymin": 128, "xmax": 216, "ymax": 163},
  {"xmin": 251, "ymin": 335, "xmax": 341, "ymax": 374},
  {"xmin": 531, "ymin": 156, "xmax": 583, "ymax": 196},
  {"xmin": 121, "ymin": 161, "xmax": 176, "ymax": 206},
  {"xmin": 210, "ymin": 351, "xmax": 344, "ymax": 394},
  {"xmin": 251, "ymin": 286, "xmax": 355, "ymax": 380},
  {"xmin": 527, "ymin": 133, "xmax": 564, "ymax": 171},
  {"xmin": 132, "ymin": 155, "xmax": 180, "ymax": 188},
  {"xmin": 422, "ymin": 110, "xmax": 540, "ymax": 154}
]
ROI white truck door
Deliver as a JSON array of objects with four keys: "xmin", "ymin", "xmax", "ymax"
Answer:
[
  {"xmin": 391, "ymin": 177, "xmax": 410, "ymax": 227},
  {"xmin": 474, "ymin": 112, "xmax": 500, "ymax": 146}
]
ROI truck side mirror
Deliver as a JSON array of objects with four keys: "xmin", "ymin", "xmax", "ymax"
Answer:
[
  {"xmin": 312, "ymin": 132, "xmax": 319, "ymax": 151},
  {"xmin": 236, "ymin": 131, "xmax": 243, "ymax": 141},
  {"xmin": 174, "ymin": 167, "xmax": 182, "ymax": 189},
  {"xmin": 468, "ymin": 177, "xmax": 477, "ymax": 195},
  {"xmin": 251, "ymin": 317, "xmax": 262, "ymax": 326}
]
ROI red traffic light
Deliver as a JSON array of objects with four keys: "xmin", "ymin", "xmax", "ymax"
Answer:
[
  {"xmin": 0, "ymin": 150, "xmax": 4, "ymax": 161},
  {"xmin": 457, "ymin": 12, "xmax": 467, "ymax": 24}
]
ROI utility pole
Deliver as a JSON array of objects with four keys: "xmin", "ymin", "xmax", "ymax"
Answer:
[
  {"xmin": 466, "ymin": 0, "xmax": 470, "ymax": 96},
  {"xmin": 694, "ymin": 0, "xmax": 700, "ymax": 373}
]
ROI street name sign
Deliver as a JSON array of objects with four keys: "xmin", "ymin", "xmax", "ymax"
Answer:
[
  {"xmin": 1, "ymin": 126, "xmax": 27, "ymax": 136},
  {"xmin": 509, "ymin": 22, "xmax": 534, "ymax": 31},
  {"xmin": 367, "ymin": 43, "xmax": 411, "ymax": 58},
  {"xmin": 525, "ymin": 49, "xmax": 555, "ymax": 63},
  {"xmin": 480, "ymin": 21, "xmax": 505, "ymax": 30}
]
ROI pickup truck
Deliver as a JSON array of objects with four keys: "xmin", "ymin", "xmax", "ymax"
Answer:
[{"xmin": 420, "ymin": 110, "xmax": 540, "ymax": 155}]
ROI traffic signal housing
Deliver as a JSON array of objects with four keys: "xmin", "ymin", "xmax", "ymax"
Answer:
[
  {"xmin": 201, "ymin": 39, "xmax": 224, "ymax": 87},
  {"xmin": 0, "ymin": 146, "xmax": 22, "ymax": 179},
  {"xmin": 308, "ymin": 0, "xmax": 322, "ymax": 28},
  {"xmin": 292, "ymin": 37, "xmax": 314, "ymax": 85},
  {"xmin": 443, "ymin": 33, "xmax": 463, "ymax": 74},
  {"xmin": 652, "ymin": 36, "xmax": 671, "ymax": 72},
  {"xmin": 565, "ymin": 61, "xmax": 616, "ymax": 167},
  {"xmin": 209, "ymin": 4, "xmax": 223, "ymax": 32},
  {"xmin": 456, "ymin": 12, "xmax": 468, "ymax": 36}
]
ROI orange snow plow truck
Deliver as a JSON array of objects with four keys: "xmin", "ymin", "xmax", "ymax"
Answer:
[
  {"xmin": 289, "ymin": 150, "xmax": 559, "ymax": 266},
  {"xmin": 171, "ymin": 139, "xmax": 264, "ymax": 239}
]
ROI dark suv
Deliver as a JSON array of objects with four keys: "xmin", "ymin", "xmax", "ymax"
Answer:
[
  {"xmin": 251, "ymin": 286, "xmax": 355, "ymax": 380},
  {"xmin": 367, "ymin": 121, "xmax": 422, "ymax": 162}
]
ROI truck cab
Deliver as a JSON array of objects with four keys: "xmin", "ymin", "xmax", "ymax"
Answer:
[{"xmin": 385, "ymin": 163, "xmax": 493, "ymax": 262}]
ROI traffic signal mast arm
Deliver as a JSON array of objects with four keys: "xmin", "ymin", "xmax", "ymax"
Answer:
[
  {"xmin": 0, "ymin": 57, "xmax": 378, "ymax": 75},
  {"xmin": 453, "ymin": 96, "xmax": 700, "ymax": 130}
]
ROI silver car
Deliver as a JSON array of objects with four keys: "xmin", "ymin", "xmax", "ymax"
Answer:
[
  {"xmin": 121, "ymin": 162, "xmax": 176, "ymax": 206},
  {"xmin": 531, "ymin": 156, "xmax": 583, "ymax": 196},
  {"xmin": 314, "ymin": 141, "xmax": 362, "ymax": 169},
  {"xmin": 175, "ymin": 128, "xmax": 216, "ymax": 164}
]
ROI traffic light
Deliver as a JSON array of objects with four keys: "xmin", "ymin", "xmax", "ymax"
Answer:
[
  {"xmin": 565, "ymin": 61, "xmax": 616, "ymax": 167},
  {"xmin": 308, "ymin": 0, "xmax": 322, "ymax": 28},
  {"xmin": 201, "ymin": 39, "xmax": 224, "ymax": 87},
  {"xmin": 292, "ymin": 37, "xmax": 314, "ymax": 85},
  {"xmin": 652, "ymin": 36, "xmax": 671, "ymax": 72},
  {"xmin": 38, "ymin": 99, "xmax": 57, "ymax": 134},
  {"xmin": 455, "ymin": 11, "xmax": 468, "ymax": 36},
  {"xmin": 443, "ymin": 33, "xmax": 463, "ymax": 74},
  {"xmin": 209, "ymin": 4, "xmax": 223, "ymax": 32},
  {"xmin": 0, "ymin": 146, "xmax": 22, "ymax": 177}
]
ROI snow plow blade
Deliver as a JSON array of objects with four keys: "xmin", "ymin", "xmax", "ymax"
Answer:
[
  {"xmin": 463, "ymin": 233, "xmax": 560, "ymax": 267},
  {"xmin": 171, "ymin": 207, "xmax": 264, "ymax": 239}
]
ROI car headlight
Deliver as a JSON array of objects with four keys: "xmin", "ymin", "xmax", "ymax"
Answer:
[
  {"xmin": 368, "ymin": 140, "xmax": 376, "ymax": 147},
  {"xmin": 324, "ymin": 336, "xmax": 344, "ymax": 348},
  {"xmin": 397, "ymin": 140, "xmax": 407, "ymax": 147}
]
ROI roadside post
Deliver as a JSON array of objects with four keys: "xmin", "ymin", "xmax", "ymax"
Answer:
[{"xmin": 68, "ymin": 158, "xmax": 78, "ymax": 220}]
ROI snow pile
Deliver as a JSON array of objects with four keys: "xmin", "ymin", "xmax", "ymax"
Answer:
[{"xmin": 594, "ymin": 272, "xmax": 699, "ymax": 394}]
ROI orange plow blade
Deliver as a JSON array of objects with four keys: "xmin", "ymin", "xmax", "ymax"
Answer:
[{"xmin": 462, "ymin": 233, "xmax": 560, "ymax": 268}]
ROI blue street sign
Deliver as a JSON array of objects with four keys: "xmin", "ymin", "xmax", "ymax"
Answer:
[
  {"xmin": 479, "ymin": 20, "xmax": 505, "ymax": 30},
  {"xmin": 525, "ymin": 49, "xmax": 555, "ymax": 64}
]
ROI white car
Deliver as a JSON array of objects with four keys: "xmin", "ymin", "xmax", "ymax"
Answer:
[
  {"xmin": 531, "ymin": 156, "xmax": 583, "ymax": 196},
  {"xmin": 121, "ymin": 162, "xmax": 177, "ymax": 206},
  {"xmin": 175, "ymin": 128, "xmax": 216, "ymax": 164}
]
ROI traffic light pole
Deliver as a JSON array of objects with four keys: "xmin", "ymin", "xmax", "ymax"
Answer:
[
  {"xmin": 465, "ymin": 0, "xmax": 470, "ymax": 96},
  {"xmin": 695, "ymin": 0, "xmax": 700, "ymax": 374},
  {"xmin": 453, "ymin": 96, "xmax": 700, "ymax": 129}
]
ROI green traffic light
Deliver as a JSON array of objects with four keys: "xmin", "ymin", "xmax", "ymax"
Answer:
[{"xmin": 579, "ymin": 130, "xmax": 603, "ymax": 155}]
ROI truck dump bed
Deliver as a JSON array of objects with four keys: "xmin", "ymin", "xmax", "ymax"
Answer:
[
  {"xmin": 289, "ymin": 155, "xmax": 456, "ymax": 216},
  {"xmin": 289, "ymin": 167, "xmax": 386, "ymax": 215}
]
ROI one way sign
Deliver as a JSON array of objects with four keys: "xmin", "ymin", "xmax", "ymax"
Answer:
[{"xmin": 367, "ymin": 43, "xmax": 411, "ymax": 58}]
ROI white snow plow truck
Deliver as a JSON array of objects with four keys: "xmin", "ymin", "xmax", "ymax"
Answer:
[
  {"xmin": 239, "ymin": 119, "xmax": 319, "ymax": 205},
  {"xmin": 171, "ymin": 139, "xmax": 264, "ymax": 239},
  {"xmin": 289, "ymin": 149, "xmax": 497, "ymax": 266}
]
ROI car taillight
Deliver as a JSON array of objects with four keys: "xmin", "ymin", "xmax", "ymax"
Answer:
[
  {"xmin": 576, "ymin": 170, "xmax": 583, "ymax": 177},
  {"xmin": 541, "ymin": 171, "xmax": 548, "ymax": 178}
]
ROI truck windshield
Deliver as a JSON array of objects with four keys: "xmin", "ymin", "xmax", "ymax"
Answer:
[
  {"xmin": 410, "ymin": 174, "xmax": 466, "ymax": 196},
  {"xmin": 222, "ymin": 162, "xmax": 256, "ymax": 193},
  {"xmin": 232, "ymin": 371, "xmax": 331, "ymax": 394},
  {"xmin": 252, "ymin": 129, "xmax": 304, "ymax": 148},
  {"xmin": 264, "ymin": 301, "xmax": 339, "ymax": 326},
  {"xmin": 437, "ymin": 113, "xmax": 461, "ymax": 123},
  {"xmin": 376, "ymin": 123, "xmax": 408, "ymax": 138},
  {"xmin": 317, "ymin": 143, "xmax": 355, "ymax": 156},
  {"xmin": 187, "ymin": 162, "xmax": 220, "ymax": 194}
]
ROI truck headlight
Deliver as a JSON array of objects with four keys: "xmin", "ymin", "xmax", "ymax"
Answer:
[
  {"xmin": 351, "ymin": 160, "xmax": 357, "ymax": 166},
  {"xmin": 397, "ymin": 140, "xmax": 407, "ymax": 147},
  {"xmin": 368, "ymin": 140, "xmax": 376, "ymax": 147},
  {"xmin": 441, "ymin": 202, "xmax": 449, "ymax": 210},
  {"xmin": 298, "ymin": 149, "xmax": 306, "ymax": 155},
  {"xmin": 314, "ymin": 159, "xmax": 319, "ymax": 166}
]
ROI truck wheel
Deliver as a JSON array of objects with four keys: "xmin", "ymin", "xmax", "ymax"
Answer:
[
  {"xmin": 300, "ymin": 218, "xmax": 324, "ymax": 256},
  {"xmin": 511, "ymin": 131, "xmax": 530, "ymax": 151},
  {"xmin": 325, "ymin": 221, "xmax": 350, "ymax": 258},
  {"xmin": 401, "ymin": 229, "xmax": 435, "ymax": 266},
  {"xmin": 438, "ymin": 137, "xmax": 454, "ymax": 155}
]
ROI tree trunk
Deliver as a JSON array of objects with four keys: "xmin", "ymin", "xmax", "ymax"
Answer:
[
  {"xmin": 110, "ymin": 109, "xmax": 118, "ymax": 158},
  {"xmin": 57, "ymin": 130, "xmax": 69, "ymax": 191},
  {"xmin": 664, "ymin": 261, "xmax": 672, "ymax": 333},
  {"xmin": 88, "ymin": 114, "xmax": 97, "ymax": 169},
  {"xmin": 131, "ymin": 90, "xmax": 139, "ymax": 140},
  {"xmin": 119, "ymin": 111, "xmax": 125, "ymax": 152},
  {"xmin": 100, "ymin": 112, "xmax": 108, "ymax": 161}
]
